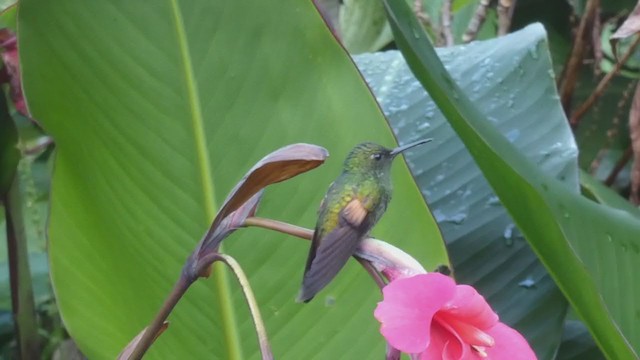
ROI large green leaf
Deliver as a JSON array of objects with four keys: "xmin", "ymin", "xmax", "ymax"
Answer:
[
  {"xmin": 383, "ymin": 0, "xmax": 640, "ymax": 358},
  {"xmin": 18, "ymin": 0, "xmax": 449, "ymax": 358},
  {"xmin": 339, "ymin": 0, "xmax": 393, "ymax": 54},
  {"xmin": 556, "ymin": 320, "xmax": 605, "ymax": 360},
  {"xmin": 580, "ymin": 169, "xmax": 640, "ymax": 217},
  {"xmin": 354, "ymin": 25, "xmax": 576, "ymax": 358}
]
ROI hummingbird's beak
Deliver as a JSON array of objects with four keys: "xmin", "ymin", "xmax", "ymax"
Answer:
[{"xmin": 390, "ymin": 138, "xmax": 432, "ymax": 157}]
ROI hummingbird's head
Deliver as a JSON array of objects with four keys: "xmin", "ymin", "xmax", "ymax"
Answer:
[{"xmin": 343, "ymin": 139, "xmax": 431, "ymax": 176}]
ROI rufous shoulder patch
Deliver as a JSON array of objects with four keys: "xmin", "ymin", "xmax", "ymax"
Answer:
[{"xmin": 342, "ymin": 199, "xmax": 368, "ymax": 226}]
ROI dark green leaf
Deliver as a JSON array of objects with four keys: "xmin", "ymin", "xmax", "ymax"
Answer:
[
  {"xmin": 556, "ymin": 320, "xmax": 605, "ymax": 360},
  {"xmin": 355, "ymin": 26, "xmax": 575, "ymax": 357},
  {"xmin": 382, "ymin": 0, "xmax": 640, "ymax": 357},
  {"xmin": 580, "ymin": 169, "xmax": 640, "ymax": 216}
]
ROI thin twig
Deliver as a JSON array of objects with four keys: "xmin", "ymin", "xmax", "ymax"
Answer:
[
  {"xmin": 463, "ymin": 0, "xmax": 490, "ymax": 43},
  {"xmin": 199, "ymin": 253, "xmax": 273, "ymax": 360},
  {"xmin": 559, "ymin": 0, "xmax": 599, "ymax": 112},
  {"xmin": 629, "ymin": 80, "xmax": 640, "ymax": 203},
  {"xmin": 571, "ymin": 35, "xmax": 640, "ymax": 127},
  {"xmin": 497, "ymin": 0, "xmax": 514, "ymax": 36},
  {"xmin": 588, "ymin": 80, "xmax": 636, "ymax": 174},
  {"xmin": 592, "ymin": 6, "xmax": 603, "ymax": 75},
  {"xmin": 604, "ymin": 146, "xmax": 633, "ymax": 186},
  {"xmin": 128, "ymin": 276, "xmax": 194, "ymax": 360},
  {"xmin": 243, "ymin": 217, "xmax": 313, "ymax": 240},
  {"xmin": 441, "ymin": 0, "xmax": 454, "ymax": 46},
  {"xmin": 413, "ymin": 0, "xmax": 432, "ymax": 28}
]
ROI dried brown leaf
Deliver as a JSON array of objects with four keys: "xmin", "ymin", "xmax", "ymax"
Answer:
[
  {"xmin": 117, "ymin": 322, "xmax": 169, "ymax": 360},
  {"xmin": 611, "ymin": 1, "xmax": 640, "ymax": 58},
  {"xmin": 194, "ymin": 191, "xmax": 263, "ymax": 277},
  {"xmin": 629, "ymin": 81, "xmax": 640, "ymax": 204},
  {"xmin": 199, "ymin": 143, "xmax": 328, "ymax": 252}
]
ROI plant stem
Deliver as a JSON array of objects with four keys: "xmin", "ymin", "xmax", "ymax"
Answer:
[
  {"xmin": 413, "ymin": 0, "xmax": 431, "ymax": 29},
  {"xmin": 570, "ymin": 32, "xmax": 640, "ymax": 126},
  {"xmin": 605, "ymin": 144, "xmax": 633, "ymax": 187},
  {"xmin": 558, "ymin": 0, "xmax": 599, "ymax": 113},
  {"xmin": 242, "ymin": 217, "xmax": 411, "ymax": 291},
  {"xmin": 3, "ymin": 175, "xmax": 40, "ymax": 359},
  {"xmin": 497, "ymin": 0, "xmax": 515, "ymax": 36},
  {"xmin": 128, "ymin": 275, "xmax": 194, "ymax": 360},
  {"xmin": 356, "ymin": 258, "xmax": 386, "ymax": 290},
  {"xmin": 243, "ymin": 217, "xmax": 313, "ymax": 240},
  {"xmin": 441, "ymin": 0, "xmax": 453, "ymax": 46},
  {"xmin": 199, "ymin": 253, "xmax": 273, "ymax": 360},
  {"xmin": 462, "ymin": 0, "xmax": 490, "ymax": 43}
]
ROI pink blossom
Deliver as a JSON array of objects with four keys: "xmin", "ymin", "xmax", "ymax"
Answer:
[
  {"xmin": 0, "ymin": 29, "xmax": 28, "ymax": 116},
  {"xmin": 374, "ymin": 273, "xmax": 537, "ymax": 359}
]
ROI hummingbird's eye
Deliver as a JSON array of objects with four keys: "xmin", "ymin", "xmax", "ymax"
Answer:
[{"xmin": 372, "ymin": 153, "xmax": 382, "ymax": 160}]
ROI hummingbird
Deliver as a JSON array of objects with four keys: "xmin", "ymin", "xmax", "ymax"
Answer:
[{"xmin": 298, "ymin": 139, "xmax": 431, "ymax": 303}]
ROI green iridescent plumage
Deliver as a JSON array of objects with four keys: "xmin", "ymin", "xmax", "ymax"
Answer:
[{"xmin": 298, "ymin": 140, "xmax": 430, "ymax": 302}]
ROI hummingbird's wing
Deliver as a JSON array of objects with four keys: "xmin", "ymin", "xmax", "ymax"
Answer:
[{"xmin": 298, "ymin": 199, "xmax": 373, "ymax": 303}]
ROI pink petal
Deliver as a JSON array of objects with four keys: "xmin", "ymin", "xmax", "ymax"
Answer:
[
  {"xmin": 418, "ymin": 322, "xmax": 470, "ymax": 360},
  {"xmin": 441, "ymin": 284, "xmax": 499, "ymax": 330},
  {"xmin": 0, "ymin": 30, "xmax": 28, "ymax": 117},
  {"xmin": 484, "ymin": 322, "xmax": 537, "ymax": 360},
  {"xmin": 436, "ymin": 313, "xmax": 495, "ymax": 348},
  {"xmin": 418, "ymin": 322, "xmax": 450, "ymax": 360},
  {"xmin": 374, "ymin": 273, "xmax": 456, "ymax": 353}
]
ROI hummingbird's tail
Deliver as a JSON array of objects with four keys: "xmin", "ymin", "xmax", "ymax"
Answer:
[
  {"xmin": 296, "ymin": 290, "xmax": 314, "ymax": 303},
  {"xmin": 297, "ymin": 227, "xmax": 362, "ymax": 303}
]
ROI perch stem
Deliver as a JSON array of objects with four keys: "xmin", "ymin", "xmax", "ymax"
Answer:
[
  {"xmin": 128, "ymin": 275, "xmax": 193, "ymax": 360},
  {"xmin": 242, "ymin": 217, "xmax": 388, "ymax": 290},
  {"xmin": 243, "ymin": 217, "xmax": 313, "ymax": 240}
]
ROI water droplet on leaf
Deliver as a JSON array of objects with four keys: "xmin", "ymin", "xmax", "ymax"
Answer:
[
  {"xmin": 325, "ymin": 296, "xmax": 336, "ymax": 307},
  {"xmin": 486, "ymin": 196, "xmax": 501, "ymax": 206},
  {"xmin": 519, "ymin": 277, "xmax": 536, "ymax": 289},
  {"xmin": 504, "ymin": 224, "xmax": 515, "ymax": 246}
]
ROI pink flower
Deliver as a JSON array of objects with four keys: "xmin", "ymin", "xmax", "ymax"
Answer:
[
  {"xmin": 0, "ymin": 29, "xmax": 28, "ymax": 117},
  {"xmin": 374, "ymin": 273, "xmax": 537, "ymax": 360}
]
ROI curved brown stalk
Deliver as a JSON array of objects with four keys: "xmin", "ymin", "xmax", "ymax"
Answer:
[
  {"xmin": 243, "ymin": 216, "xmax": 313, "ymax": 240},
  {"xmin": 127, "ymin": 251, "xmax": 274, "ymax": 360},
  {"xmin": 198, "ymin": 253, "xmax": 273, "ymax": 360},
  {"xmin": 127, "ymin": 276, "xmax": 194, "ymax": 360}
]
